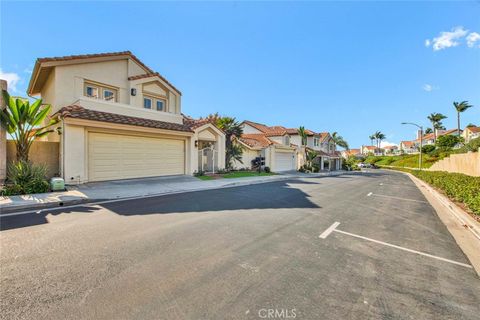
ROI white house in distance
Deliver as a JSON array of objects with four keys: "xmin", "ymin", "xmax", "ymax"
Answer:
[
  {"xmin": 27, "ymin": 51, "xmax": 225, "ymax": 184},
  {"xmin": 462, "ymin": 126, "xmax": 480, "ymax": 143},
  {"xmin": 235, "ymin": 121, "xmax": 342, "ymax": 172}
]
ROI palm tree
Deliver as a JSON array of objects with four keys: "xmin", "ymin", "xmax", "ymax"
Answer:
[
  {"xmin": 0, "ymin": 91, "xmax": 60, "ymax": 161},
  {"xmin": 453, "ymin": 101, "xmax": 473, "ymax": 135},
  {"xmin": 375, "ymin": 131, "xmax": 386, "ymax": 149},
  {"xmin": 215, "ymin": 116, "xmax": 244, "ymax": 169},
  {"xmin": 332, "ymin": 132, "xmax": 349, "ymax": 150},
  {"xmin": 425, "ymin": 128, "xmax": 433, "ymax": 134},
  {"xmin": 427, "ymin": 113, "xmax": 447, "ymax": 141},
  {"xmin": 297, "ymin": 126, "xmax": 308, "ymax": 146},
  {"xmin": 369, "ymin": 134, "xmax": 376, "ymax": 146}
]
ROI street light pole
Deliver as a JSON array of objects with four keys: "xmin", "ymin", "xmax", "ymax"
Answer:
[{"xmin": 401, "ymin": 122, "xmax": 423, "ymax": 170}]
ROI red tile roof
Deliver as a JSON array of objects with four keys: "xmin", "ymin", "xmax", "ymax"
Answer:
[
  {"xmin": 466, "ymin": 126, "xmax": 480, "ymax": 133},
  {"xmin": 400, "ymin": 141, "xmax": 415, "ymax": 147},
  {"xmin": 243, "ymin": 120, "xmax": 317, "ymax": 136},
  {"xmin": 56, "ymin": 105, "xmax": 193, "ymax": 132},
  {"xmin": 127, "ymin": 72, "xmax": 181, "ymax": 95},
  {"xmin": 415, "ymin": 129, "xmax": 460, "ymax": 142},
  {"xmin": 238, "ymin": 133, "xmax": 276, "ymax": 149}
]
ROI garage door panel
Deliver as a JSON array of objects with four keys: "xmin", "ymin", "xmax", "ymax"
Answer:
[
  {"xmin": 88, "ymin": 132, "xmax": 185, "ymax": 182},
  {"xmin": 275, "ymin": 152, "xmax": 295, "ymax": 172}
]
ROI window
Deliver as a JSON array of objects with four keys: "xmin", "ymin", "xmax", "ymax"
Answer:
[
  {"xmin": 103, "ymin": 89, "xmax": 116, "ymax": 101},
  {"xmin": 84, "ymin": 81, "xmax": 117, "ymax": 102},
  {"xmin": 143, "ymin": 98, "xmax": 152, "ymax": 109},
  {"xmin": 285, "ymin": 135, "xmax": 290, "ymax": 145},
  {"xmin": 314, "ymin": 137, "xmax": 319, "ymax": 147},
  {"xmin": 156, "ymin": 100, "xmax": 165, "ymax": 111},
  {"xmin": 85, "ymin": 86, "xmax": 98, "ymax": 98}
]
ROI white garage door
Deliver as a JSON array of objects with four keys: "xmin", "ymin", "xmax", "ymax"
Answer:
[
  {"xmin": 88, "ymin": 132, "xmax": 185, "ymax": 182},
  {"xmin": 274, "ymin": 152, "xmax": 295, "ymax": 172}
]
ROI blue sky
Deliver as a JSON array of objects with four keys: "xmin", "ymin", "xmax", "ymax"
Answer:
[{"xmin": 1, "ymin": 1, "xmax": 479, "ymax": 148}]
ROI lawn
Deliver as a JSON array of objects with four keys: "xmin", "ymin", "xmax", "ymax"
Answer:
[
  {"xmin": 196, "ymin": 171, "xmax": 276, "ymax": 180},
  {"xmin": 222, "ymin": 171, "xmax": 276, "ymax": 178}
]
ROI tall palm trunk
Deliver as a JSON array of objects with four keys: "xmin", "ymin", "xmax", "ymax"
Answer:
[{"xmin": 457, "ymin": 111, "xmax": 461, "ymax": 135}]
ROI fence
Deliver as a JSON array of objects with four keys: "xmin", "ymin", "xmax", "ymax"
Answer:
[
  {"xmin": 428, "ymin": 151, "xmax": 480, "ymax": 177},
  {"xmin": 6, "ymin": 140, "xmax": 60, "ymax": 178}
]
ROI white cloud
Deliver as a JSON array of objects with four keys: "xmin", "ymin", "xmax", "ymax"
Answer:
[
  {"xmin": 466, "ymin": 32, "xmax": 480, "ymax": 48},
  {"xmin": 426, "ymin": 26, "xmax": 469, "ymax": 51},
  {"xmin": 380, "ymin": 141, "xmax": 398, "ymax": 148},
  {"xmin": 0, "ymin": 68, "xmax": 20, "ymax": 93},
  {"xmin": 422, "ymin": 84, "xmax": 438, "ymax": 92}
]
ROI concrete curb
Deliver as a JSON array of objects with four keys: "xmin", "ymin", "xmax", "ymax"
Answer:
[{"xmin": 404, "ymin": 172, "xmax": 480, "ymax": 276}]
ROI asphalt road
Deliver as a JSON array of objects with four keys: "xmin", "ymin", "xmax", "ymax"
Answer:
[{"xmin": 1, "ymin": 170, "xmax": 479, "ymax": 319}]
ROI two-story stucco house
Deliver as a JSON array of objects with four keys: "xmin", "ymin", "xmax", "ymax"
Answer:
[
  {"xmin": 462, "ymin": 126, "xmax": 480, "ymax": 143},
  {"xmin": 235, "ymin": 121, "xmax": 342, "ymax": 171},
  {"xmin": 27, "ymin": 51, "xmax": 225, "ymax": 184}
]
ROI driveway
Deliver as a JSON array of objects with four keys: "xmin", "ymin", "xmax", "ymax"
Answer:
[{"xmin": 1, "ymin": 170, "xmax": 479, "ymax": 319}]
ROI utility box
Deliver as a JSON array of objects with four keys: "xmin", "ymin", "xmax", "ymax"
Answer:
[{"xmin": 50, "ymin": 177, "xmax": 65, "ymax": 192}]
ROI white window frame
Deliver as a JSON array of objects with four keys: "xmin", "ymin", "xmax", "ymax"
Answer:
[
  {"xmin": 84, "ymin": 81, "xmax": 118, "ymax": 102},
  {"xmin": 102, "ymin": 88, "xmax": 116, "ymax": 102},
  {"xmin": 85, "ymin": 85, "xmax": 99, "ymax": 99},
  {"xmin": 144, "ymin": 94, "xmax": 168, "ymax": 112}
]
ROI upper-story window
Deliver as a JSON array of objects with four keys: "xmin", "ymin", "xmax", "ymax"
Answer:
[
  {"xmin": 285, "ymin": 135, "xmax": 290, "ymax": 145},
  {"xmin": 313, "ymin": 137, "xmax": 319, "ymax": 147},
  {"xmin": 84, "ymin": 81, "xmax": 117, "ymax": 102},
  {"xmin": 144, "ymin": 94, "xmax": 167, "ymax": 112},
  {"xmin": 143, "ymin": 97, "xmax": 152, "ymax": 109},
  {"xmin": 156, "ymin": 100, "xmax": 165, "ymax": 111}
]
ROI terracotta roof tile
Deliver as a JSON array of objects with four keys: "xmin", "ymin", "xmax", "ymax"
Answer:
[
  {"xmin": 467, "ymin": 126, "xmax": 480, "ymax": 133},
  {"xmin": 128, "ymin": 72, "xmax": 182, "ymax": 95},
  {"xmin": 238, "ymin": 133, "xmax": 275, "ymax": 149},
  {"xmin": 56, "ymin": 105, "xmax": 193, "ymax": 132}
]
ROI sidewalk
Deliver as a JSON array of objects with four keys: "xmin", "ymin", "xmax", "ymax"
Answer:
[{"xmin": 1, "ymin": 171, "xmax": 349, "ymax": 214}]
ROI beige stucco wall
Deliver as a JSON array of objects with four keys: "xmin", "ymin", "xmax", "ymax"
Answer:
[
  {"xmin": 241, "ymin": 123, "xmax": 262, "ymax": 134},
  {"xmin": 39, "ymin": 59, "xmax": 181, "ymax": 120},
  {"xmin": 191, "ymin": 125, "xmax": 226, "ymax": 173},
  {"xmin": 233, "ymin": 147, "xmax": 260, "ymax": 170},
  {"xmin": 428, "ymin": 151, "xmax": 480, "ymax": 177},
  {"xmin": 6, "ymin": 140, "xmax": 59, "ymax": 178}
]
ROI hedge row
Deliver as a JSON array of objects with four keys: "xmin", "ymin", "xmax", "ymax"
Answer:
[{"xmin": 383, "ymin": 168, "xmax": 480, "ymax": 215}]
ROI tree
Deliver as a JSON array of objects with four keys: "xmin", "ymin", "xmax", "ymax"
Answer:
[
  {"xmin": 453, "ymin": 101, "xmax": 473, "ymax": 135},
  {"xmin": 369, "ymin": 134, "xmax": 375, "ymax": 146},
  {"xmin": 0, "ymin": 91, "xmax": 60, "ymax": 162},
  {"xmin": 425, "ymin": 128, "xmax": 433, "ymax": 134},
  {"xmin": 214, "ymin": 116, "xmax": 244, "ymax": 169},
  {"xmin": 436, "ymin": 134, "xmax": 462, "ymax": 149},
  {"xmin": 427, "ymin": 113, "xmax": 447, "ymax": 141},
  {"xmin": 374, "ymin": 131, "xmax": 386, "ymax": 149},
  {"xmin": 297, "ymin": 126, "xmax": 308, "ymax": 146},
  {"xmin": 332, "ymin": 132, "xmax": 349, "ymax": 150}
]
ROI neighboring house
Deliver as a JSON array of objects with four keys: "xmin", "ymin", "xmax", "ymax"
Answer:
[
  {"xmin": 341, "ymin": 149, "xmax": 362, "ymax": 158},
  {"xmin": 400, "ymin": 141, "xmax": 418, "ymax": 154},
  {"xmin": 360, "ymin": 145, "xmax": 383, "ymax": 156},
  {"xmin": 418, "ymin": 129, "xmax": 462, "ymax": 146},
  {"xmin": 235, "ymin": 121, "xmax": 342, "ymax": 172},
  {"xmin": 383, "ymin": 145, "xmax": 399, "ymax": 155},
  {"xmin": 462, "ymin": 126, "xmax": 480, "ymax": 143},
  {"xmin": 27, "ymin": 51, "xmax": 226, "ymax": 184},
  {"xmin": 235, "ymin": 121, "xmax": 298, "ymax": 172}
]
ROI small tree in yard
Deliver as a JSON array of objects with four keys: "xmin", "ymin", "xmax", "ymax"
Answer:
[
  {"xmin": 214, "ymin": 116, "xmax": 244, "ymax": 169},
  {"xmin": 0, "ymin": 91, "xmax": 60, "ymax": 162},
  {"xmin": 436, "ymin": 135, "xmax": 462, "ymax": 150}
]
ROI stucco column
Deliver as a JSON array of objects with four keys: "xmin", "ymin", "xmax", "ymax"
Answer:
[{"xmin": 0, "ymin": 80, "xmax": 7, "ymax": 182}]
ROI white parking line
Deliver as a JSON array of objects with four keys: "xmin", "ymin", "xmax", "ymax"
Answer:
[
  {"xmin": 319, "ymin": 222, "xmax": 340, "ymax": 239},
  {"xmin": 368, "ymin": 193, "xmax": 428, "ymax": 204},
  {"xmin": 319, "ymin": 222, "xmax": 472, "ymax": 269}
]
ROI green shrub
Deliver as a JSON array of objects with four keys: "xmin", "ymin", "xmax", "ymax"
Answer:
[
  {"xmin": 454, "ymin": 137, "xmax": 480, "ymax": 154},
  {"xmin": 436, "ymin": 135, "xmax": 462, "ymax": 149},
  {"xmin": 264, "ymin": 166, "xmax": 271, "ymax": 173},
  {"xmin": 384, "ymin": 167, "xmax": 480, "ymax": 216},
  {"xmin": 422, "ymin": 145, "xmax": 436, "ymax": 154},
  {"xmin": 1, "ymin": 161, "xmax": 50, "ymax": 196}
]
